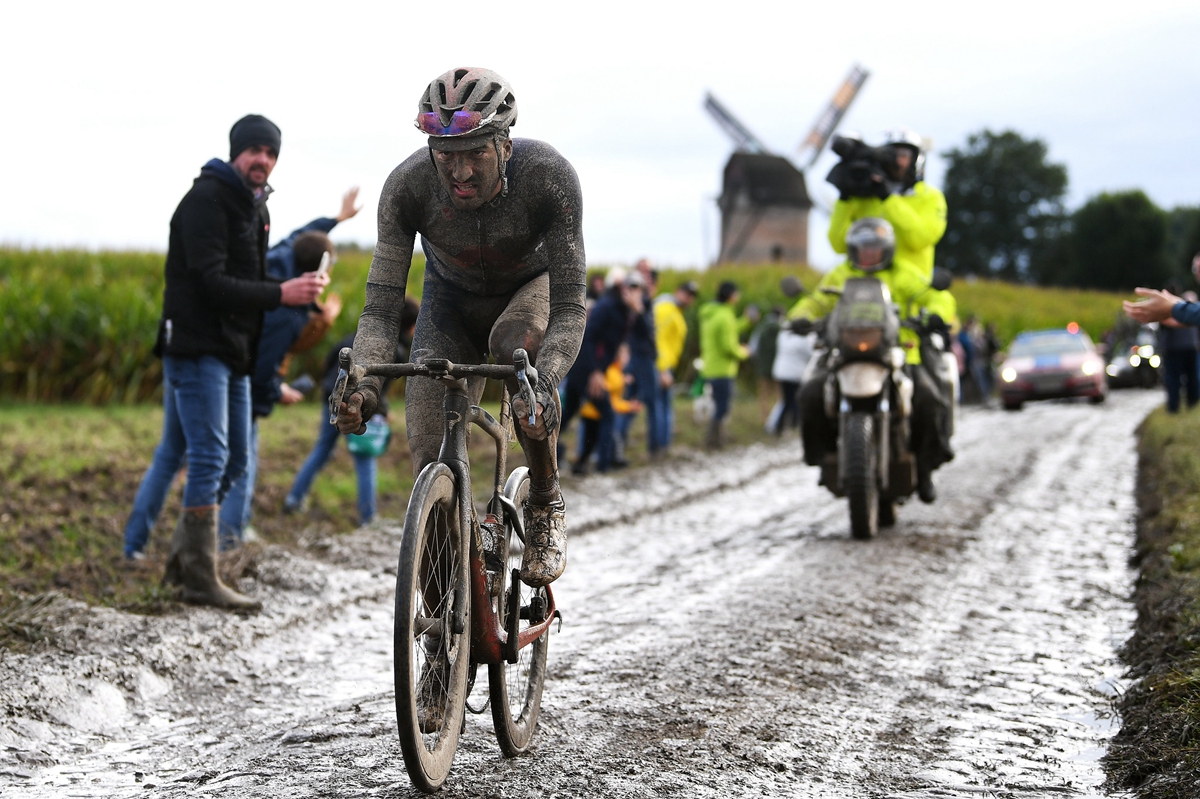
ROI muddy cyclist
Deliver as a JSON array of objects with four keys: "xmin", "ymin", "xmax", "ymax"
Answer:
[{"xmin": 335, "ymin": 67, "xmax": 584, "ymax": 588}]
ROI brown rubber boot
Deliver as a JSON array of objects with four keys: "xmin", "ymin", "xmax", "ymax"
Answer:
[{"xmin": 163, "ymin": 506, "xmax": 262, "ymax": 610}]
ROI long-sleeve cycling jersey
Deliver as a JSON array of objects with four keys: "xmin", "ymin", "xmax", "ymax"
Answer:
[
  {"xmin": 827, "ymin": 182, "xmax": 947, "ymax": 277},
  {"xmin": 352, "ymin": 138, "xmax": 586, "ymax": 401}
]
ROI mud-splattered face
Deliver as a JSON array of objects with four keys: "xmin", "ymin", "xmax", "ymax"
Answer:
[{"xmin": 431, "ymin": 138, "xmax": 512, "ymax": 211}]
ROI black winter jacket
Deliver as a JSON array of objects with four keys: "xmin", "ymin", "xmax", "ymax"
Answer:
[{"xmin": 156, "ymin": 159, "xmax": 282, "ymax": 374}]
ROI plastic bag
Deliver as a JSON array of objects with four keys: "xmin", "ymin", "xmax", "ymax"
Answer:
[{"xmin": 347, "ymin": 416, "xmax": 391, "ymax": 457}]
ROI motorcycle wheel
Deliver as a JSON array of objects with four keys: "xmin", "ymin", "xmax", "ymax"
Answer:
[{"xmin": 843, "ymin": 412, "xmax": 878, "ymax": 540}]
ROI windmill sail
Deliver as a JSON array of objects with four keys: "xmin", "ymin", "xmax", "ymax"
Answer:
[
  {"xmin": 703, "ymin": 93, "xmax": 771, "ymax": 154},
  {"xmin": 795, "ymin": 64, "xmax": 870, "ymax": 168}
]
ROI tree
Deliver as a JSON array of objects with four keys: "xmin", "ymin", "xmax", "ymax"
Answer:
[
  {"xmin": 939, "ymin": 129, "xmax": 1068, "ymax": 281},
  {"xmin": 1066, "ymin": 191, "xmax": 1169, "ymax": 291},
  {"xmin": 1164, "ymin": 206, "xmax": 1200, "ymax": 284}
]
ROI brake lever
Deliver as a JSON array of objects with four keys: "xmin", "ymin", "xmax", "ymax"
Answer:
[
  {"xmin": 329, "ymin": 347, "xmax": 357, "ymax": 425},
  {"xmin": 512, "ymin": 348, "xmax": 539, "ymax": 427}
]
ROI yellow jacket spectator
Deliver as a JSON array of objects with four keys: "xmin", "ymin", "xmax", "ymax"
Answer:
[{"xmin": 651, "ymin": 281, "xmax": 698, "ymax": 452}]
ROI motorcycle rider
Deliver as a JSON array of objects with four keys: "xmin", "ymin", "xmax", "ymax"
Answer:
[
  {"xmin": 791, "ymin": 218, "xmax": 956, "ymax": 502},
  {"xmin": 827, "ymin": 129, "xmax": 946, "ymax": 279},
  {"xmin": 334, "ymin": 67, "xmax": 585, "ymax": 588}
]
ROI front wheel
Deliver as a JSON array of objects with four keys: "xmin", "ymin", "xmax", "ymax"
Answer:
[
  {"xmin": 489, "ymin": 467, "xmax": 550, "ymax": 756},
  {"xmin": 843, "ymin": 412, "xmax": 878, "ymax": 540},
  {"xmin": 394, "ymin": 463, "xmax": 471, "ymax": 792}
]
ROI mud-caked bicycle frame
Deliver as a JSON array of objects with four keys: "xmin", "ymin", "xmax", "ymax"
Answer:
[{"xmin": 329, "ymin": 347, "xmax": 559, "ymax": 792}]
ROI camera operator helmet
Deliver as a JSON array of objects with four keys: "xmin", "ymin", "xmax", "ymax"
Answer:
[
  {"xmin": 415, "ymin": 67, "xmax": 518, "ymax": 151},
  {"xmin": 881, "ymin": 127, "xmax": 925, "ymax": 184},
  {"xmin": 845, "ymin": 218, "xmax": 896, "ymax": 274}
]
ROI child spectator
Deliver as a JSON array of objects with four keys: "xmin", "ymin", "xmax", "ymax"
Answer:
[{"xmin": 573, "ymin": 342, "xmax": 642, "ymax": 475}]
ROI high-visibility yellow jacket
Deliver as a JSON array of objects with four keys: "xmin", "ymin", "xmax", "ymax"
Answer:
[
  {"xmin": 581, "ymin": 362, "xmax": 638, "ymax": 420},
  {"xmin": 787, "ymin": 255, "xmax": 957, "ymax": 365},
  {"xmin": 827, "ymin": 182, "xmax": 947, "ymax": 278},
  {"xmin": 653, "ymin": 295, "xmax": 688, "ymax": 373}
]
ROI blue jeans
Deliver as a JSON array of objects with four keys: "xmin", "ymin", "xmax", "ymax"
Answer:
[
  {"xmin": 123, "ymin": 356, "xmax": 251, "ymax": 556},
  {"xmin": 218, "ymin": 419, "xmax": 259, "ymax": 549},
  {"xmin": 287, "ymin": 410, "xmax": 378, "ymax": 524},
  {"xmin": 652, "ymin": 382, "xmax": 674, "ymax": 451},
  {"xmin": 709, "ymin": 377, "xmax": 734, "ymax": 422}
]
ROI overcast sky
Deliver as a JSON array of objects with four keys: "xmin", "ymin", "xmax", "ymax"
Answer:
[{"xmin": 2, "ymin": 0, "xmax": 1197, "ymax": 269}]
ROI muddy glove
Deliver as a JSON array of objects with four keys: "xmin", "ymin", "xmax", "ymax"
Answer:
[
  {"xmin": 335, "ymin": 383, "xmax": 379, "ymax": 435},
  {"xmin": 513, "ymin": 375, "xmax": 560, "ymax": 441}
]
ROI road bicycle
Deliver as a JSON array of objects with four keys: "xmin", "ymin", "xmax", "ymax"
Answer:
[{"xmin": 330, "ymin": 347, "xmax": 559, "ymax": 792}]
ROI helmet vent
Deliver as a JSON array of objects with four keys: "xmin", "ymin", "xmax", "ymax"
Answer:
[
  {"xmin": 453, "ymin": 68, "xmax": 469, "ymax": 84},
  {"xmin": 479, "ymin": 85, "xmax": 498, "ymax": 103},
  {"xmin": 437, "ymin": 83, "xmax": 447, "ymax": 106}
]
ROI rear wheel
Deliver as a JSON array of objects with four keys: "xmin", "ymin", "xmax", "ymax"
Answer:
[
  {"xmin": 394, "ymin": 463, "xmax": 471, "ymax": 792},
  {"xmin": 843, "ymin": 412, "xmax": 878, "ymax": 540},
  {"xmin": 489, "ymin": 467, "xmax": 550, "ymax": 756},
  {"xmin": 1003, "ymin": 400, "xmax": 1023, "ymax": 411}
]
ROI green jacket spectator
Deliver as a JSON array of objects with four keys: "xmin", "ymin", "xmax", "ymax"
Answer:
[{"xmin": 699, "ymin": 300, "xmax": 750, "ymax": 379}]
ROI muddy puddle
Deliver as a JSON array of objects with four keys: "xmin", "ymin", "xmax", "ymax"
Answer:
[{"xmin": 0, "ymin": 392, "xmax": 1158, "ymax": 797}]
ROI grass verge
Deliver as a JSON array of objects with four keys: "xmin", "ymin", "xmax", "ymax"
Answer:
[
  {"xmin": 0, "ymin": 393, "xmax": 776, "ymax": 633},
  {"xmin": 1104, "ymin": 406, "xmax": 1200, "ymax": 797}
]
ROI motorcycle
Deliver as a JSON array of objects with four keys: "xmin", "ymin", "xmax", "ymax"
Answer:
[{"xmin": 799, "ymin": 268, "xmax": 953, "ymax": 539}]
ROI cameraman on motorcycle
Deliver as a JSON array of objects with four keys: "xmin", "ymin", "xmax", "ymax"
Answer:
[
  {"xmin": 790, "ymin": 218, "xmax": 956, "ymax": 502},
  {"xmin": 826, "ymin": 129, "xmax": 946, "ymax": 279}
]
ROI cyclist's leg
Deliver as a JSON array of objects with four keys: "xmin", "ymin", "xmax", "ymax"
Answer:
[{"xmin": 487, "ymin": 273, "xmax": 558, "ymax": 505}]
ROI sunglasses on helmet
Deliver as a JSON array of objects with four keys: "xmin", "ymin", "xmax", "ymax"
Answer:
[{"xmin": 415, "ymin": 110, "xmax": 498, "ymax": 137}]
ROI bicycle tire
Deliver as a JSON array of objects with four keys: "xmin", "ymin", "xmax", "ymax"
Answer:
[
  {"xmin": 844, "ymin": 412, "xmax": 878, "ymax": 540},
  {"xmin": 488, "ymin": 467, "xmax": 550, "ymax": 756},
  {"xmin": 395, "ymin": 462, "xmax": 471, "ymax": 792}
]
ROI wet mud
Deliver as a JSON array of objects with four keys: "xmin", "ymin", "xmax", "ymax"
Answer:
[{"xmin": 0, "ymin": 392, "xmax": 1159, "ymax": 797}]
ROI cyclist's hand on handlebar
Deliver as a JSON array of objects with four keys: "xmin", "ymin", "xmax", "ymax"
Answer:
[
  {"xmin": 512, "ymin": 394, "xmax": 548, "ymax": 440},
  {"xmin": 336, "ymin": 391, "xmax": 368, "ymax": 435}
]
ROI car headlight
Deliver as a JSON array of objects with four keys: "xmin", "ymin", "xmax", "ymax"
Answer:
[
  {"xmin": 1130, "ymin": 354, "xmax": 1141, "ymax": 367},
  {"xmin": 1106, "ymin": 364, "xmax": 1119, "ymax": 377},
  {"xmin": 1081, "ymin": 360, "xmax": 1098, "ymax": 376},
  {"xmin": 1001, "ymin": 367, "xmax": 1018, "ymax": 383}
]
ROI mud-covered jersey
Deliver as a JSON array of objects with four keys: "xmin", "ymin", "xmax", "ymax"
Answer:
[{"xmin": 353, "ymin": 138, "xmax": 586, "ymax": 398}]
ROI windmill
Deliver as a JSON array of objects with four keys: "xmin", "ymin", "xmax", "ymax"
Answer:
[{"xmin": 706, "ymin": 64, "xmax": 869, "ymax": 264}]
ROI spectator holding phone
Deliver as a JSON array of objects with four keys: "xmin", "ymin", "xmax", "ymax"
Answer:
[{"xmin": 127, "ymin": 115, "xmax": 327, "ymax": 610}]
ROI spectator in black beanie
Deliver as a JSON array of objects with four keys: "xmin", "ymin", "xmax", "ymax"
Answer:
[{"xmin": 125, "ymin": 114, "xmax": 327, "ymax": 609}]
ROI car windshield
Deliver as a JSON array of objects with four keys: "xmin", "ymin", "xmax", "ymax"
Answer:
[{"xmin": 1009, "ymin": 333, "xmax": 1089, "ymax": 358}]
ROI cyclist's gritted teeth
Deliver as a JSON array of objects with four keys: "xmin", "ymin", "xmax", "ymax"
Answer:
[{"xmin": 452, "ymin": 181, "xmax": 479, "ymax": 200}]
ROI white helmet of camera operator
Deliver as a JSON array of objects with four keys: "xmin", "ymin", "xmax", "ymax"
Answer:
[{"xmin": 882, "ymin": 127, "xmax": 926, "ymax": 182}]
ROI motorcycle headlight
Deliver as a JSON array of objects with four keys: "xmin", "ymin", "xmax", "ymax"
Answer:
[
  {"xmin": 1130, "ymin": 354, "xmax": 1141, "ymax": 367},
  {"xmin": 1150, "ymin": 354, "xmax": 1161, "ymax": 368},
  {"xmin": 840, "ymin": 327, "xmax": 882, "ymax": 353},
  {"xmin": 1139, "ymin": 345, "xmax": 1154, "ymax": 358}
]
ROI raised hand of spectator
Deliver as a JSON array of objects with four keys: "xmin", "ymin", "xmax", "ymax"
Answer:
[
  {"xmin": 279, "ymin": 383, "xmax": 305, "ymax": 405},
  {"xmin": 280, "ymin": 271, "xmax": 330, "ymax": 306},
  {"xmin": 1124, "ymin": 287, "xmax": 1184, "ymax": 324},
  {"xmin": 337, "ymin": 187, "xmax": 362, "ymax": 222}
]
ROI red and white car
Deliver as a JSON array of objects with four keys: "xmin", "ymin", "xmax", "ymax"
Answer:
[{"xmin": 998, "ymin": 325, "xmax": 1108, "ymax": 411}]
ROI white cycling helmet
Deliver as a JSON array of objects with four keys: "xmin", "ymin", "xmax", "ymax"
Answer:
[{"xmin": 416, "ymin": 67, "xmax": 518, "ymax": 151}]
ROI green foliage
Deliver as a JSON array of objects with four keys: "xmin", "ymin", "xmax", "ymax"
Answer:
[
  {"xmin": 1164, "ymin": 206, "xmax": 1200, "ymax": 284},
  {"xmin": 1104, "ymin": 409, "xmax": 1200, "ymax": 796},
  {"xmin": 0, "ymin": 247, "xmax": 425, "ymax": 403},
  {"xmin": 951, "ymin": 277, "xmax": 1130, "ymax": 346},
  {"xmin": 1063, "ymin": 191, "xmax": 1169, "ymax": 292},
  {"xmin": 940, "ymin": 129, "xmax": 1069, "ymax": 281}
]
